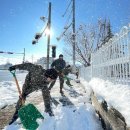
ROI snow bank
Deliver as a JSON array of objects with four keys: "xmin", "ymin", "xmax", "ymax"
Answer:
[
  {"xmin": 0, "ymin": 81, "xmax": 23, "ymax": 109},
  {"xmin": 81, "ymin": 77, "xmax": 130, "ymax": 127}
]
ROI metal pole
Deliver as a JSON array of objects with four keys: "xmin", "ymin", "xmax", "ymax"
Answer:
[
  {"xmin": 72, "ymin": 0, "xmax": 76, "ymax": 66},
  {"xmin": 23, "ymin": 48, "xmax": 25, "ymax": 63},
  {"xmin": 46, "ymin": 2, "xmax": 51, "ymax": 69},
  {"xmin": 32, "ymin": 55, "xmax": 33, "ymax": 63}
]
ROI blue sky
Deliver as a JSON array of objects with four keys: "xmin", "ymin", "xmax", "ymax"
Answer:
[{"xmin": 0, "ymin": 0, "xmax": 130, "ymax": 64}]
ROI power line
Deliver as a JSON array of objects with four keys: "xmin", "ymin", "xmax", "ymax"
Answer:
[
  {"xmin": 56, "ymin": 23, "xmax": 72, "ymax": 41},
  {"xmin": 57, "ymin": 0, "xmax": 76, "ymax": 65},
  {"xmin": 57, "ymin": 0, "xmax": 73, "ymax": 40},
  {"xmin": 62, "ymin": 0, "xmax": 72, "ymax": 17},
  {"xmin": 64, "ymin": 9, "xmax": 72, "ymax": 26}
]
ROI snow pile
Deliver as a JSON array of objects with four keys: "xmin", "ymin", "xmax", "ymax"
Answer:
[
  {"xmin": 0, "ymin": 71, "xmax": 26, "ymax": 108},
  {"xmin": 81, "ymin": 77, "xmax": 130, "ymax": 127},
  {"xmin": 0, "ymin": 81, "xmax": 23, "ymax": 109}
]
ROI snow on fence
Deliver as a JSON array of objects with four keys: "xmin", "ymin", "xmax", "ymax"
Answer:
[
  {"xmin": 79, "ymin": 66, "xmax": 91, "ymax": 81},
  {"xmin": 79, "ymin": 24, "xmax": 130, "ymax": 85}
]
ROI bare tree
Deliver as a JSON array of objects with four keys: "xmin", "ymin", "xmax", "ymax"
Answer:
[
  {"xmin": 63, "ymin": 24, "xmax": 96, "ymax": 66},
  {"xmin": 96, "ymin": 18, "xmax": 113, "ymax": 49},
  {"xmin": 63, "ymin": 19, "xmax": 113, "ymax": 66}
]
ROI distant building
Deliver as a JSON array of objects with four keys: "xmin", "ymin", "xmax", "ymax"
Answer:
[
  {"xmin": 0, "ymin": 62, "xmax": 12, "ymax": 69},
  {"xmin": 36, "ymin": 57, "xmax": 54, "ymax": 69}
]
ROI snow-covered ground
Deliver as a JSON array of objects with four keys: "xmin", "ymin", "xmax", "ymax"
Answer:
[
  {"xmin": 0, "ymin": 72, "xmax": 102, "ymax": 130},
  {"xmin": 1, "ymin": 70, "xmax": 130, "ymax": 129},
  {"xmin": 4, "ymin": 103, "xmax": 102, "ymax": 130},
  {"xmin": 0, "ymin": 70, "xmax": 26, "ymax": 109},
  {"xmin": 81, "ymin": 77, "xmax": 130, "ymax": 127}
]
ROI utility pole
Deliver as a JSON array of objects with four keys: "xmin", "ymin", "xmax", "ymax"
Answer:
[
  {"xmin": 46, "ymin": 2, "xmax": 51, "ymax": 69},
  {"xmin": 32, "ymin": 55, "xmax": 33, "ymax": 63},
  {"xmin": 72, "ymin": 0, "xmax": 76, "ymax": 66},
  {"xmin": 23, "ymin": 48, "xmax": 25, "ymax": 63}
]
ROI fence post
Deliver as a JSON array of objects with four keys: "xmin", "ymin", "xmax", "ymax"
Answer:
[
  {"xmin": 91, "ymin": 53, "xmax": 93, "ymax": 79},
  {"xmin": 128, "ymin": 25, "xmax": 130, "ymax": 83}
]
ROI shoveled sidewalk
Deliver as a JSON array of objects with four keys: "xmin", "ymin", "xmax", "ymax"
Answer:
[{"xmin": 0, "ymin": 91, "xmax": 43, "ymax": 130}]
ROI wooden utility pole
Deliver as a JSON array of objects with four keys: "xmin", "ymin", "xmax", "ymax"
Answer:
[
  {"xmin": 72, "ymin": 0, "xmax": 76, "ymax": 66},
  {"xmin": 47, "ymin": 2, "xmax": 51, "ymax": 69}
]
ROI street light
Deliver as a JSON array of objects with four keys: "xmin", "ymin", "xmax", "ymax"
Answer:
[
  {"xmin": 52, "ymin": 45, "xmax": 56, "ymax": 58},
  {"xmin": 32, "ymin": 32, "xmax": 42, "ymax": 45},
  {"xmin": 32, "ymin": 39, "xmax": 37, "ymax": 45},
  {"xmin": 40, "ymin": 16, "xmax": 46, "ymax": 22},
  {"xmin": 32, "ymin": 2, "xmax": 51, "ymax": 69},
  {"xmin": 35, "ymin": 33, "xmax": 42, "ymax": 40}
]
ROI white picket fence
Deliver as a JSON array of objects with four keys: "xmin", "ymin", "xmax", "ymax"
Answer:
[{"xmin": 79, "ymin": 24, "xmax": 130, "ymax": 84}]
